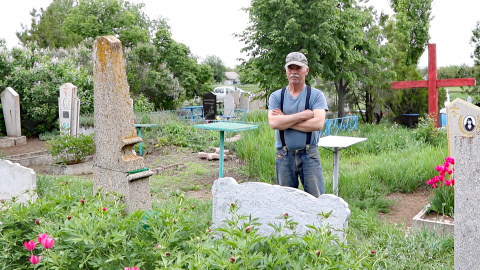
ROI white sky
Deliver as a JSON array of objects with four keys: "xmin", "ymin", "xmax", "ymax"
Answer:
[{"xmin": 0, "ymin": 0, "xmax": 479, "ymax": 68}]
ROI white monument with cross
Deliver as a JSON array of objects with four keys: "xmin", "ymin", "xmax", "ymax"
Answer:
[{"xmin": 58, "ymin": 83, "xmax": 80, "ymax": 136}]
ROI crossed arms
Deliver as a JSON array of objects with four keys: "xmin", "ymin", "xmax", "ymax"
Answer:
[{"xmin": 268, "ymin": 108, "xmax": 326, "ymax": 132}]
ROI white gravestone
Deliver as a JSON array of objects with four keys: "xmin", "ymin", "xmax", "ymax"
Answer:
[
  {"xmin": 211, "ymin": 178, "xmax": 350, "ymax": 241},
  {"xmin": 223, "ymin": 94, "xmax": 235, "ymax": 117},
  {"xmin": 446, "ymin": 98, "xmax": 480, "ymax": 160},
  {"xmin": 239, "ymin": 94, "xmax": 250, "ymax": 111},
  {"xmin": 0, "ymin": 159, "xmax": 37, "ymax": 203},
  {"xmin": 0, "ymin": 87, "xmax": 26, "ymax": 148},
  {"xmin": 58, "ymin": 83, "xmax": 80, "ymax": 136}
]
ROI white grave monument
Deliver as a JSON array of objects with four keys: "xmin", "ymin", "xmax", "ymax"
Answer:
[
  {"xmin": 446, "ymin": 98, "xmax": 480, "ymax": 160},
  {"xmin": 0, "ymin": 87, "xmax": 26, "ymax": 148},
  {"xmin": 58, "ymin": 83, "xmax": 80, "ymax": 136},
  {"xmin": 223, "ymin": 94, "xmax": 235, "ymax": 118},
  {"xmin": 446, "ymin": 99, "xmax": 480, "ymax": 269},
  {"xmin": 211, "ymin": 178, "xmax": 350, "ymax": 241},
  {"xmin": 0, "ymin": 159, "xmax": 37, "ymax": 203}
]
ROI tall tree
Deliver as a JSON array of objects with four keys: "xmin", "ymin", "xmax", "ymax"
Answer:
[
  {"xmin": 18, "ymin": 0, "xmax": 151, "ymax": 48},
  {"xmin": 238, "ymin": 0, "xmax": 385, "ymax": 117}
]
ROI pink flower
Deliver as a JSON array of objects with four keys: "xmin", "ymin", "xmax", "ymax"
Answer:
[
  {"xmin": 435, "ymin": 165, "xmax": 444, "ymax": 172},
  {"xmin": 230, "ymin": 256, "xmax": 236, "ymax": 262},
  {"xmin": 29, "ymin": 254, "xmax": 41, "ymax": 265},
  {"xmin": 124, "ymin": 267, "xmax": 140, "ymax": 270},
  {"xmin": 37, "ymin": 233, "xmax": 49, "ymax": 244},
  {"xmin": 80, "ymin": 199, "xmax": 85, "ymax": 204},
  {"xmin": 67, "ymin": 215, "xmax": 72, "ymax": 220},
  {"xmin": 316, "ymin": 250, "xmax": 322, "ymax": 256},
  {"xmin": 245, "ymin": 227, "xmax": 251, "ymax": 233},
  {"xmin": 446, "ymin": 156, "xmax": 455, "ymax": 164},
  {"xmin": 451, "ymin": 179, "xmax": 455, "ymax": 185},
  {"xmin": 371, "ymin": 250, "xmax": 376, "ymax": 255},
  {"xmin": 35, "ymin": 219, "xmax": 40, "ymax": 225},
  {"xmin": 284, "ymin": 213, "xmax": 289, "ymax": 217},
  {"xmin": 103, "ymin": 207, "xmax": 107, "ymax": 211},
  {"xmin": 41, "ymin": 237, "xmax": 55, "ymax": 249},
  {"xmin": 24, "ymin": 240, "xmax": 36, "ymax": 251}
]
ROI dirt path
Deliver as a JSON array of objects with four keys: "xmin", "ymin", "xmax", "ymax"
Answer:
[{"xmin": 0, "ymin": 138, "xmax": 431, "ymax": 228}]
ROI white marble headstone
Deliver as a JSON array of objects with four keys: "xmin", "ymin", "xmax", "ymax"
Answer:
[
  {"xmin": 58, "ymin": 83, "xmax": 80, "ymax": 136},
  {"xmin": 446, "ymin": 98, "xmax": 480, "ymax": 160},
  {"xmin": 211, "ymin": 178, "xmax": 350, "ymax": 241},
  {"xmin": 223, "ymin": 94, "xmax": 235, "ymax": 116},
  {"xmin": 1, "ymin": 87, "xmax": 22, "ymax": 137}
]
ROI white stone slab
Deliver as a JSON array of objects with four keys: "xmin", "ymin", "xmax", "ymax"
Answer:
[
  {"xmin": 212, "ymin": 177, "xmax": 350, "ymax": 241},
  {"xmin": 0, "ymin": 159, "xmax": 37, "ymax": 203}
]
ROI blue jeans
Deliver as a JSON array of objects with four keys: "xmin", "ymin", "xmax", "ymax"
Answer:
[{"xmin": 275, "ymin": 146, "xmax": 325, "ymax": 197}]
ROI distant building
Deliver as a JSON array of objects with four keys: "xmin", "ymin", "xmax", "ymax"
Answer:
[{"xmin": 224, "ymin": 72, "xmax": 240, "ymax": 85}]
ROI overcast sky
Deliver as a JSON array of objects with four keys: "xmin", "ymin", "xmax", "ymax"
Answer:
[{"xmin": 1, "ymin": 0, "xmax": 479, "ymax": 68}]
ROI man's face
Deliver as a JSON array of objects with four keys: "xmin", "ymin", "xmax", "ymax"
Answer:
[{"xmin": 286, "ymin": 64, "xmax": 309, "ymax": 86}]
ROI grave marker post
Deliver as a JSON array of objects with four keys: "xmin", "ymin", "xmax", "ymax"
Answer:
[{"xmin": 92, "ymin": 36, "xmax": 153, "ymax": 212}]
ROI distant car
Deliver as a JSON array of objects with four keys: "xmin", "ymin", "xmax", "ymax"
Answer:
[{"xmin": 212, "ymin": 86, "xmax": 252, "ymax": 101}]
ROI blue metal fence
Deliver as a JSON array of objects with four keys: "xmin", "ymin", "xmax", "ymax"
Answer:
[
  {"xmin": 321, "ymin": 115, "xmax": 359, "ymax": 137},
  {"xmin": 141, "ymin": 110, "xmax": 358, "ymax": 136}
]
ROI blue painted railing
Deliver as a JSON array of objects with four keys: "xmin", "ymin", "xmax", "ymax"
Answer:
[{"xmin": 321, "ymin": 115, "xmax": 359, "ymax": 137}]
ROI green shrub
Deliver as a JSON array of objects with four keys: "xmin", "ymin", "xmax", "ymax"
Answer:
[{"xmin": 45, "ymin": 134, "xmax": 95, "ymax": 165}]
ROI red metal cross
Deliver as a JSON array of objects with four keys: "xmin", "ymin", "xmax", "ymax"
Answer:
[{"xmin": 392, "ymin": 44, "xmax": 476, "ymax": 127}]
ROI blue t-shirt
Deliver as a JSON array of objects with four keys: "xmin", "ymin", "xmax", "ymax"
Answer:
[{"xmin": 268, "ymin": 85, "xmax": 328, "ymax": 149}]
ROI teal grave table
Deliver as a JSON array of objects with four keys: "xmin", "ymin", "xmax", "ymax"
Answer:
[
  {"xmin": 317, "ymin": 135, "xmax": 367, "ymax": 196},
  {"xmin": 194, "ymin": 122, "xmax": 258, "ymax": 177},
  {"xmin": 135, "ymin": 124, "xmax": 158, "ymax": 156}
]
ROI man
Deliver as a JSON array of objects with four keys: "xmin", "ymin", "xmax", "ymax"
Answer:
[{"xmin": 268, "ymin": 52, "xmax": 328, "ymax": 197}]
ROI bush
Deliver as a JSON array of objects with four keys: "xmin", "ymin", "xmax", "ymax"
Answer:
[{"xmin": 45, "ymin": 134, "xmax": 95, "ymax": 165}]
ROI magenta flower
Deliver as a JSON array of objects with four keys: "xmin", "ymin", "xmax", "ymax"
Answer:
[
  {"xmin": 103, "ymin": 207, "xmax": 107, "ymax": 211},
  {"xmin": 80, "ymin": 199, "xmax": 85, "ymax": 204},
  {"xmin": 29, "ymin": 254, "xmax": 41, "ymax": 265},
  {"xmin": 124, "ymin": 267, "xmax": 140, "ymax": 270},
  {"xmin": 37, "ymin": 233, "xmax": 49, "ymax": 244},
  {"xmin": 35, "ymin": 219, "xmax": 40, "ymax": 225},
  {"xmin": 316, "ymin": 250, "xmax": 322, "ymax": 256},
  {"xmin": 245, "ymin": 227, "xmax": 251, "ymax": 233},
  {"xmin": 446, "ymin": 156, "xmax": 455, "ymax": 164},
  {"xmin": 41, "ymin": 237, "xmax": 55, "ymax": 249},
  {"xmin": 230, "ymin": 256, "xmax": 236, "ymax": 262},
  {"xmin": 24, "ymin": 240, "xmax": 36, "ymax": 251}
]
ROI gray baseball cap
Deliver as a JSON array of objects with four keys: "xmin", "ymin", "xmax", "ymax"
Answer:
[{"xmin": 285, "ymin": 52, "xmax": 308, "ymax": 68}]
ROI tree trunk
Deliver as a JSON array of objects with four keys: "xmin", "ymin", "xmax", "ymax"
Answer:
[{"xmin": 335, "ymin": 78, "xmax": 348, "ymax": 118}]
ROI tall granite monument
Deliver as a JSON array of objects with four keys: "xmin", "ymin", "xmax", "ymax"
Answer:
[{"xmin": 92, "ymin": 36, "xmax": 153, "ymax": 212}]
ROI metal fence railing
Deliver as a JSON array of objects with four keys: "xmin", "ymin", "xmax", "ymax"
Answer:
[{"xmin": 321, "ymin": 115, "xmax": 359, "ymax": 137}]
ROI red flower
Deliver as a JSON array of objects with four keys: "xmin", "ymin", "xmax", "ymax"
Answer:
[
  {"xmin": 371, "ymin": 250, "xmax": 376, "ymax": 255},
  {"xmin": 67, "ymin": 215, "xmax": 72, "ymax": 220},
  {"xmin": 166, "ymin": 252, "xmax": 171, "ymax": 256},
  {"xmin": 245, "ymin": 227, "xmax": 251, "ymax": 233},
  {"xmin": 230, "ymin": 256, "xmax": 236, "ymax": 262},
  {"xmin": 29, "ymin": 254, "xmax": 41, "ymax": 265},
  {"xmin": 316, "ymin": 250, "xmax": 322, "ymax": 256},
  {"xmin": 103, "ymin": 207, "xmax": 107, "ymax": 211},
  {"xmin": 24, "ymin": 240, "xmax": 36, "ymax": 251},
  {"xmin": 80, "ymin": 199, "xmax": 85, "ymax": 204},
  {"xmin": 284, "ymin": 213, "xmax": 289, "ymax": 217},
  {"xmin": 35, "ymin": 219, "xmax": 40, "ymax": 225}
]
